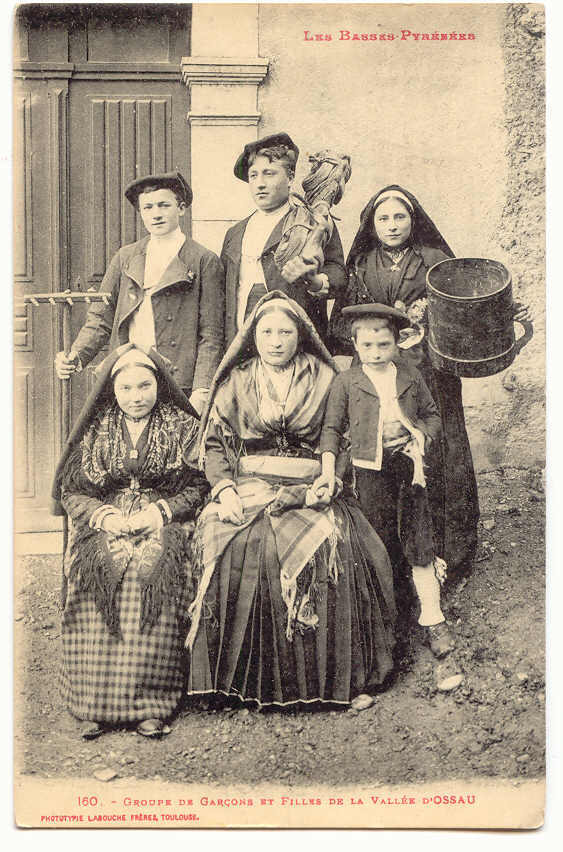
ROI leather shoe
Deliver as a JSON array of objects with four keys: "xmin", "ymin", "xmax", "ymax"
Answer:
[
  {"xmin": 425, "ymin": 622, "xmax": 455, "ymax": 658},
  {"xmin": 80, "ymin": 722, "xmax": 107, "ymax": 741},
  {"xmin": 136, "ymin": 719, "xmax": 171, "ymax": 738},
  {"xmin": 350, "ymin": 694, "xmax": 375, "ymax": 711}
]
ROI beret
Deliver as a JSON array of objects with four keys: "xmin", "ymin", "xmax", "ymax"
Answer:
[
  {"xmin": 124, "ymin": 171, "xmax": 192, "ymax": 207},
  {"xmin": 234, "ymin": 132, "xmax": 299, "ymax": 182},
  {"xmin": 341, "ymin": 302, "xmax": 411, "ymax": 329}
]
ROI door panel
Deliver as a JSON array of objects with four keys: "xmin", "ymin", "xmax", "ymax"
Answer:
[
  {"xmin": 14, "ymin": 5, "xmax": 191, "ymax": 532},
  {"xmin": 67, "ymin": 82, "xmax": 190, "ymax": 426}
]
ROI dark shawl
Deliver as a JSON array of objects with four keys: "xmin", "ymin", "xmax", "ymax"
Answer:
[
  {"xmin": 52, "ymin": 343, "xmax": 198, "ymax": 515},
  {"xmin": 346, "ymin": 184, "xmax": 454, "ymax": 269}
]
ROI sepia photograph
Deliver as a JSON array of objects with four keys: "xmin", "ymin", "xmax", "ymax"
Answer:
[{"xmin": 12, "ymin": 0, "xmax": 546, "ymax": 830}]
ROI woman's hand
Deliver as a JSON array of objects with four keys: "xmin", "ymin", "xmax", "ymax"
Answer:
[
  {"xmin": 100, "ymin": 512, "xmax": 130, "ymax": 536},
  {"xmin": 128, "ymin": 504, "xmax": 162, "ymax": 536},
  {"xmin": 513, "ymin": 301, "xmax": 532, "ymax": 323},
  {"xmin": 217, "ymin": 487, "xmax": 244, "ymax": 525}
]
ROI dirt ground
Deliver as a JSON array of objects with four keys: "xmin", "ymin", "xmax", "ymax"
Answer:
[{"xmin": 14, "ymin": 467, "xmax": 545, "ymax": 789}]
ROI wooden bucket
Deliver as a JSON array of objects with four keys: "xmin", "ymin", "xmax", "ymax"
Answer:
[{"xmin": 426, "ymin": 258, "xmax": 533, "ymax": 378}]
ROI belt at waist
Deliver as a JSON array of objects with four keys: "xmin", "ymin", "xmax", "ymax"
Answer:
[
  {"xmin": 238, "ymin": 455, "xmax": 320, "ymax": 483},
  {"xmin": 242, "ymin": 436, "xmax": 317, "ymax": 458},
  {"xmin": 382, "ymin": 419, "xmax": 411, "ymax": 449}
]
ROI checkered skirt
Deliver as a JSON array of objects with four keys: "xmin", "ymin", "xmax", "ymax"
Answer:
[{"xmin": 60, "ymin": 551, "xmax": 190, "ymax": 724}]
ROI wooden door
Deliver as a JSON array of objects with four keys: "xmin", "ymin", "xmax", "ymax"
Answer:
[{"xmin": 14, "ymin": 4, "xmax": 191, "ymax": 535}]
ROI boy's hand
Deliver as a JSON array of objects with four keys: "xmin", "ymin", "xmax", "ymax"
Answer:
[
  {"xmin": 311, "ymin": 472, "xmax": 336, "ymax": 498},
  {"xmin": 305, "ymin": 486, "xmax": 331, "ymax": 508},
  {"xmin": 281, "ymin": 255, "xmax": 318, "ymax": 284},
  {"xmin": 217, "ymin": 487, "xmax": 244, "ymax": 525},
  {"xmin": 55, "ymin": 350, "xmax": 80, "ymax": 379},
  {"xmin": 307, "ymin": 273, "xmax": 330, "ymax": 298}
]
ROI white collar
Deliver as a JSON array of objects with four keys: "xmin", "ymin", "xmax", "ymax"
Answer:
[
  {"xmin": 148, "ymin": 226, "xmax": 185, "ymax": 251},
  {"xmin": 362, "ymin": 361, "xmax": 396, "ymax": 381},
  {"xmin": 252, "ymin": 201, "xmax": 290, "ymax": 220}
]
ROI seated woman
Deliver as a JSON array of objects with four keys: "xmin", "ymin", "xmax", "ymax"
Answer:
[
  {"xmin": 329, "ymin": 185, "xmax": 479, "ymax": 583},
  {"xmin": 186, "ymin": 291, "xmax": 396, "ymax": 710},
  {"xmin": 52, "ymin": 344, "xmax": 208, "ymax": 739}
]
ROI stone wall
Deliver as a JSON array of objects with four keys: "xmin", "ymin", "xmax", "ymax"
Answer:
[
  {"xmin": 256, "ymin": 2, "xmax": 545, "ymax": 472},
  {"xmin": 461, "ymin": 4, "xmax": 545, "ymax": 472}
]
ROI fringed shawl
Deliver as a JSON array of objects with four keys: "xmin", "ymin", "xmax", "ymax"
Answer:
[
  {"xmin": 208, "ymin": 353, "xmax": 335, "ymax": 461},
  {"xmin": 198, "ymin": 289, "xmax": 339, "ymax": 468},
  {"xmin": 52, "ymin": 342, "xmax": 198, "ymax": 514},
  {"xmin": 78, "ymin": 400, "xmax": 199, "ymax": 493},
  {"xmin": 56, "ymin": 343, "xmax": 204, "ymax": 635}
]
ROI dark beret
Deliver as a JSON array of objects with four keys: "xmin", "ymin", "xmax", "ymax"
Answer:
[
  {"xmin": 341, "ymin": 302, "xmax": 411, "ymax": 329},
  {"xmin": 124, "ymin": 171, "xmax": 192, "ymax": 207},
  {"xmin": 233, "ymin": 132, "xmax": 299, "ymax": 182}
]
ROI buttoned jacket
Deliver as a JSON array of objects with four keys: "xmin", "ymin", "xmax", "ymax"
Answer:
[
  {"xmin": 320, "ymin": 360, "xmax": 441, "ymax": 461},
  {"xmin": 72, "ymin": 235, "xmax": 225, "ymax": 391},
  {"xmin": 221, "ymin": 214, "xmax": 346, "ymax": 346}
]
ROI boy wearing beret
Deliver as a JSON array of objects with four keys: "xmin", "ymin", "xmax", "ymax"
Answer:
[
  {"xmin": 55, "ymin": 172, "xmax": 225, "ymax": 414},
  {"xmin": 222, "ymin": 131, "xmax": 346, "ymax": 345},
  {"xmin": 317, "ymin": 304, "xmax": 455, "ymax": 658}
]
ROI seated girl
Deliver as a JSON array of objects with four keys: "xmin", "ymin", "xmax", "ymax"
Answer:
[
  {"xmin": 52, "ymin": 344, "xmax": 208, "ymax": 739},
  {"xmin": 186, "ymin": 291, "xmax": 396, "ymax": 710}
]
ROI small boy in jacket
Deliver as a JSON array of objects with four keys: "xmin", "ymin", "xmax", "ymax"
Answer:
[{"xmin": 317, "ymin": 303, "xmax": 454, "ymax": 657}]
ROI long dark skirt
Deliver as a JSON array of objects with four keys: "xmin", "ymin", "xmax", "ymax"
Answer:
[
  {"xmin": 188, "ymin": 498, "xmax": 396, "ymax": 707},
  {"xmin": 420, "ymin": 363, "xmax": 480, "ymax": 578}
]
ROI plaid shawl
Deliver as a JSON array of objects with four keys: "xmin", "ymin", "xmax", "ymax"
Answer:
[
  {"xmin": 208, "ymin": 352, "xmax": 336, "ymax": 455},
  {"xmin": 187, "ymin": 291, "xmax": 343, "ymax": 648},
  {"xmin": 186, "ymin": 476, "xmax": 338, "ymax": 649}
]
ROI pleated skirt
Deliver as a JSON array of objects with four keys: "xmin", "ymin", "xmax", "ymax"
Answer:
[{"xmin": 188, "ymin": 498, "xmax": 396, "ymax": 707}]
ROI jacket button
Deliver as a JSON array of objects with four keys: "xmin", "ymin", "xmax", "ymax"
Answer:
[
  {"xmin": 170, "ymin": 340, "xmax": 176, "ymax": 347},
  {"xmin": 166, "ymin": 315, "xmax": 173, "ymax": 321}
]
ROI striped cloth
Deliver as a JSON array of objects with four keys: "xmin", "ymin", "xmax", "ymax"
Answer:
[{"xmin": 186, "ymin": 476, "xmax": 337, "ymax": 648}]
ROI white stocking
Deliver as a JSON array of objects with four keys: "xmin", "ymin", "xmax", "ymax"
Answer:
[{"xmin": 411, "ymin": 563, "xmax": 444, "ymax": 627}]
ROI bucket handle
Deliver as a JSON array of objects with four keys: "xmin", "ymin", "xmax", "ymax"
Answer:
[{"xmin": 513, "ymin": 309, "xmax": 533, "ymax": 356}]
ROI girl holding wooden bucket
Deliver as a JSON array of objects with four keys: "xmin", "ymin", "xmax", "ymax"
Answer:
[{"xmin": 329, "ymin": 186, "xmax": 480, "ymax": 600}]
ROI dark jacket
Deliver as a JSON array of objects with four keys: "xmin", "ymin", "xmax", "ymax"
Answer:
[
  {"xmin": 221, "ymin": 214, "xmax": 346, "ymax": 346},
  {"xmin": 320, "ymin": 360, "xmax": 441, "ymax": 462},
  {"xmin": 72, "ymin": 235, "xmax": 225, "ymax": 391},
  {"xmin": 329, "ymin": 245, "xmax": 449, "ymax": 354}
]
